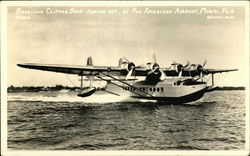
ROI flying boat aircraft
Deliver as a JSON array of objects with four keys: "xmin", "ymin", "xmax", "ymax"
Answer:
[{"xmin": 17, "ymin": 56, "xmax": 237, "ymax": 104}]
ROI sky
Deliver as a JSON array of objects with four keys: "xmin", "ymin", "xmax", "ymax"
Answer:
[{"xmin": 6, "ymin": 5, "xmax": 247, "ymax": 87}]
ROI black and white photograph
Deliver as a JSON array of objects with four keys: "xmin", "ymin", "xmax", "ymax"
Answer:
[{"xmin": 1, "ymin": 1, "xmax": 249, "ymax": 156}]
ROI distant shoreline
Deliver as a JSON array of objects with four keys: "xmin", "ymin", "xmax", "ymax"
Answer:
[
  {"xmin": 7, "ymin": 85, "xmax": 245, "ymax": 93},
  {"xmin": 215, "ymin": 86, "xmax": 245, "ymax": 91}
]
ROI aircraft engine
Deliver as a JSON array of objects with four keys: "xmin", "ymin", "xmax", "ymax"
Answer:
[
  {"xmin": 120, "ymin": 62, "xmax": 135, "ymax": 72},
  {"xmin": 145, "ymin": 62, "xmax": 162, "ymax": 83},
  {"xmin": 190, "ymin": 64, "xmax": 203, "ymax": 73},
  {"xmin": 170, "ymin": 63, "xmax": 183, "ymax": 73}
]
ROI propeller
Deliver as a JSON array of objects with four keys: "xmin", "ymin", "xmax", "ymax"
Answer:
[
  {"xmin": 184, "ymin": 61, "xmax": 190, "ymax": 68},
  {"xmin": 125, "ymin": 65, "xmax": 134, "ymax": 80},
  {"xmin": 123, "ymin": 55, "xmax": 162, "ymax": 81},
  {"xmin": 120, "ymin": 57, "xmax": 136, "ymax": 80},
  {"xmin": 153, "ymin": 54, "xmax": 157, "ymax": 63},
  {"xmin": 152, "ymin": 54, "xmax": 166, "ymax": 80},
  {"xmin": 122, "ymin": 57, "xmax": 130, "ymax": 63},
  {"xmin": 147, "ymin": 63, "xmax": 160, "ymax": 75},
  {"xmin": 200, "ymin": 60, "xmax": 207, "ymax": 81},
  {"xmin": 192, "ymin": 60, "xmax": 207, "ymax": 81},
  {"xmin": 203, "ymin": 60, "xmax": 207, "ymax": 67},
  {"xmin": 178, "ymin": 61, "xmax": 190, "ymax": 77}
]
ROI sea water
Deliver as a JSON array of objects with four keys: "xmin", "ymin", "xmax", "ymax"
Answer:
[{"xmin": 7, "ymin": 91, "xmax": 245, "ymax": 150}]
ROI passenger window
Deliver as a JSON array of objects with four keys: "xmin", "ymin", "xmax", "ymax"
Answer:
[
  {"xmin": 157, "ymin": 88, "xmax": 160, "ymax": 92},
  {"xmin": 176, "ymin": 80, "xmax": 181, "ymax": 85},
  {"xmin": 161, "ymin": 87, "xmax": 164, "ymax": 92},
  {"xmin": 149, "ymin": 88, "xmax": 152, "ymax": 92},
  {"xmin": 153, "ymin": 88, "xmax": 156, "ymax": 92}
]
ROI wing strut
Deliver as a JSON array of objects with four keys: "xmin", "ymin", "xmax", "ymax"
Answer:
[
  {"xmin": 80, "ymin": 75, "xmax": 83, "ymax": 89},
  {"xmin": 103, "ymin": 89, "xmax": 120, "ymax": 96},
  {"xmin": 96, "ymin": 72, "xmax": 153, "ymax": 97},
  {"xmin": 65, "ymin": 74, "xmax": 77, "ymax": 87},
  {"xmin": 212, "ymin": 74, "xmax": 214, "ymax": 86},
  {"xmin": 96, "ymin": 75, "xmax": 146, "ymax": 97}
]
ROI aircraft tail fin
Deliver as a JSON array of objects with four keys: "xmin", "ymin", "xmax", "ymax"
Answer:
[{"xmin": 87, "ymin": 56, "xmax": 93, "ymax": 66}]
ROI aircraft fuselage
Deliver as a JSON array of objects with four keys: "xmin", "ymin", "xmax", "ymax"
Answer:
[{"xmin": 105, "ymin": 78, "xmax": 208, "ymax": 104}]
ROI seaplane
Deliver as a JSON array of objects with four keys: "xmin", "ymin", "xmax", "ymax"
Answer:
[{"xmin": 17, "ymin": 56, "xmax": 237, "ymax": 104}]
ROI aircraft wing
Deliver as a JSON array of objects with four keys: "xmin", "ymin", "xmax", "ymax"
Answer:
[
  {"xmin": 160, "ymin": 68, "xmax": 238, "ymax": 77},
  {"xmin": 17, "ymin": 63, "xmax": 149, "ymax": 76},
  {"xmin": 202, "ymin": 69, "xmax": 238, "ymax": 74},
  {"xmin": 17, "ymin": 63, "xmax": 238, "ymax": 77}
]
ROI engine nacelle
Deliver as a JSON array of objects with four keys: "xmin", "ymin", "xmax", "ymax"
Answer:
[
  {"xmin": 190, "ymin": 64, "xmax": 203, "ymax": 73},
  {"xmin": 120, "ymin": 62, "xmax": 135, "ymax": 72},
  {"xmin": 170, "ymin": 63, "xmax": 183, "ymax": 73},
  {"xmin": 145, "ymin": 62, "xmax": 162, "ymax": 83},
  {"xmin": 146, "ymin": 62, "xmax": 160, "ymax": 71}
]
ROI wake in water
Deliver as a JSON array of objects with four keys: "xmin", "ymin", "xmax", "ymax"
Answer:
[
  {"xmin": 7, "ymin": 92, "xmax": 158, "ymax": 103},
  {"xmin": 7, "ymin": 91, "xmax": 218, "ymax": 105}
]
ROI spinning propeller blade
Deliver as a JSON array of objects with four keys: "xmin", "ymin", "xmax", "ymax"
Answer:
[
  {"xmin": 152, "ymin": 54, "xmax": 167, "ymax": 80},
  {"xmin": 159, "ymin": 69, "xmax": 166, "ymax": 80},
  {"xmin": 184, "ymin": 60, "xmax": 190, "ymax": 68},
  {"xmin": 203, "ymin": 60, "xmax": 207, "ymax": 67},
  {"xmin": 199, "ymin": 60, "xmax": 207, "ymax": 81},
  {"xmin": 178, "ymin": 70, "xmax": 182, "ymax": 77},
  {"xmin": 122, "ymin": 57, "xmax": 130, "ymax": 63},
  {"xmin": 153, "ymin": 54, "xmax": 157, "ymax": 63},
  {"xmin": 179, "ymin": 61, "xmax": 190, "ymax": 77},
  {"xmin": 125, "ymin": 67, "xmax": 134, "ymax": 80}
]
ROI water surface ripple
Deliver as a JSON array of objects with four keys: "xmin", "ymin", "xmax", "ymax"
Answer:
[{"xmin": 7, "ymin": 91, "xmax": 245, "ymax": 150}]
